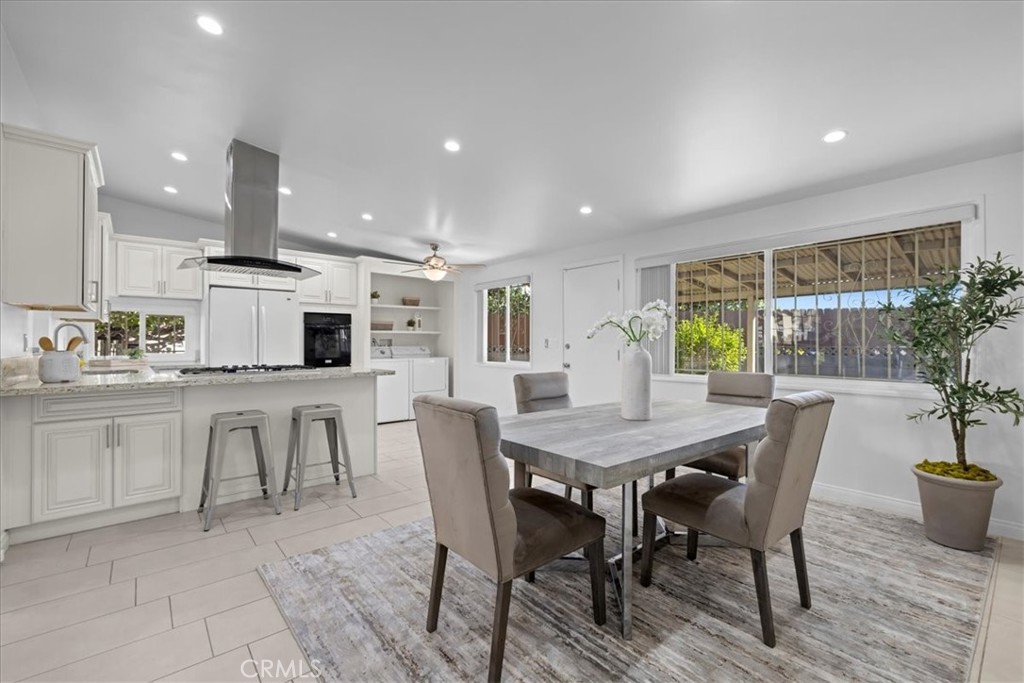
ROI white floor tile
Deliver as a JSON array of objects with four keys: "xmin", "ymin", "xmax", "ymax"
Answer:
[
  {"xmin": 136, "ymin": 543, "xmax": 283, "ymax": 605},
  {"xmin": 0, "ymin": 580, "xmax": 135, "ymax": 646},
  {"xmin": 30, "ymin": 620, "xmax": 210, "ymax": 682},
  {"xmin": 275, "ymin": 515, "xmax": 390, "ymax": 558},
  {"xmin": 205, "ymin": 597, "xmax": 286, "ymax": 656},
  {"xmin": 157, "ymin": 645, "xmax": 255, "ymax": 683},
  {"xmin": 247, "ymin": 629, "xmax": 318, "ymax": 682},
  {"xmin": 0, "ymin": 563, "xmax": 112, "ymax": 614},
  {"xmin": 171, "ymin": 572, "xmax": 269, "ymax": 627},
  {"xmin": 111, "ymin": 530, "xmax": 254, "ymax": 582}
]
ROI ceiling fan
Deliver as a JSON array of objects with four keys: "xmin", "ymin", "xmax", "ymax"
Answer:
[{"xmin": 384, "ymin": 243, "xmax": 484, "ymax": 281}]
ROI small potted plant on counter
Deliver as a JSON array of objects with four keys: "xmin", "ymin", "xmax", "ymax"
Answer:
[
  {"xmin": 880, "ymin": 253, "xmax": 1024, "ymax": 551},
  {"xmin": 370, "ymin": 290, "xmax": 381, "ymax": 304},
  {"xmin": 406, "ymin": 318, "xmax": 417, "ymax": 330}
]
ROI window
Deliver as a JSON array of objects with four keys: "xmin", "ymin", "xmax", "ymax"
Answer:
[
  {"xmin": 676, "ymin": 253, "xmax": 765, "ymax": 374},
  {"xmin": 672, "ymin": 221, "xmax": 961, "ymax": 381},
  {"xmin": 95, "ymin": 309, "xmax": 191, "ymax": 360},
  {"xmin": 482, "ymin": 280, "xmax": 531, "ymax": 364}
]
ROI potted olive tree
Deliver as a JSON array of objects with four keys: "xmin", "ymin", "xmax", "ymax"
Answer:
[{"xmin": 881, "ymin": 253, "xmax": 1024, "ymax": 551}]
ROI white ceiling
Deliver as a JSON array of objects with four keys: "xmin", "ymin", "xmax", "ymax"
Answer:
[{"xmin": 1, "ymin": 1, "xmax": 1021, "ymax": 263}]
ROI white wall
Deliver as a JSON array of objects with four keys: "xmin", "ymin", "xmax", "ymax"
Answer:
[{"xmin": 455, "ymin": 152, "xmax": 1024, "ymax": 539}]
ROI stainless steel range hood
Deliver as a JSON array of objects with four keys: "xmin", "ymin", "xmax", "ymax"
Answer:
[{"xmin": 179, "ymin": 139, "xmax": 320, "ymax": 280}]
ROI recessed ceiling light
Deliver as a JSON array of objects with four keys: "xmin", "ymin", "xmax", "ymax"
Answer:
[
  {"xmin": 278, "ymin": 186, "xmax": 292, "ymax": 195},
  {"xmin": 361, "ymin": 213, "xmax": 373, "ymax": 221},
  {"xmin": 327, "ymin": 232, "xmax": 338, "ymax": 238},
  {"xmin": 196, "ymin": 16, "xmax": 223, "ymax": 35},
  {"xmin": 170, "ymin": 151, "xmax": 188, "ymax": 162},
  {"xmin": 579, "ymin": 205, "xmax": 593, "ymax": 215},
  {"xmin": 822, "ymin": 129, "xmax": 848, "ymax": 143},
  {"xmin": 163, "ymin": 186, "xmax": 178, "ymax": 194},
  {"xmin": 444, "ymin": 140, "xmax": 461, "ymax": 153}
]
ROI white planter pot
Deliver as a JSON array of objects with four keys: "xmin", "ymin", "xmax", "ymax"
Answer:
[{"xmin": 621, "ymin": 345, "xmax": 652, "ymax": 420}]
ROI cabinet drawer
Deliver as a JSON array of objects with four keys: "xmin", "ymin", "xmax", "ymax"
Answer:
[{"xmin": 34, "ymin": 389, "xmax": 181, "ymax": 422}]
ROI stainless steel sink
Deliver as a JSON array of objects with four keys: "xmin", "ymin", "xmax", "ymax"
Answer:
[{"xmin": 81, "ymin": 369, "xmax": 143, "ymax": 376}]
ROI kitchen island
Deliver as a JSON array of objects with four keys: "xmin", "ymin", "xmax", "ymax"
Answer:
[{"xmin": 0, "ymin": 366, "xmax": 394, "ymax": 552}]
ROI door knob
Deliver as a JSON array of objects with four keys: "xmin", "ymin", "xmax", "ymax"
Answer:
[
  {"xmin": 562, "ymin": 362, "xmax": 571, "ymax": 369},
  {"xmin": 564, "ymin": 343, "xmax": 571, "ymax": 350}
]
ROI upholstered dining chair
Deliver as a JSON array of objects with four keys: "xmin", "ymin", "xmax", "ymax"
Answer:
[
  {"xmin": 413, "ymin": 395, "xmax": 606, "ymax": 683},
  {"xmin": 514, "ymin": 372, "xmax": 638, "ymax": 535},
  {"xmin": 639, "ymin": 390, "xmax": 834, "ymax": 647},
  {"xmin": 668, "ymin": 371, "xmax": 775, "ymax": 481}
]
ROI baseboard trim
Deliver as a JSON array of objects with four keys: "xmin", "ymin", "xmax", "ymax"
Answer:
[{"xmin": 811, "ymin": 481, "xmax": 1024, "ymax": 541}]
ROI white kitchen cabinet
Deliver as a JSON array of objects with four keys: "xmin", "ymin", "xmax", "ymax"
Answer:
[
  {"xmin": 32, "ymin": 419, "xmax": 113, "ymax": 522},
  {"xmin": 204, "ymin": 246, "xmax": 297, "ymax": 291},
  {"xmin": 1, "ymin": 124, "xmax": 104, "ymax": 313},
  {"xmin": 297, "ymin": 256, "xmax": 357, "ymax": 305},
  {"xmin": 115, "ymin": 238, "xmax": 202, "ymax": 300},
  {"xmin": 114, "ymin": 413, "xmax": 181, "ymax": 507}
]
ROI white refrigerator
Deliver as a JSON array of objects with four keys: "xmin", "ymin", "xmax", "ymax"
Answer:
[{"xmin": 208, "ymin": 287, "xmax": 302, "ymax": 366}]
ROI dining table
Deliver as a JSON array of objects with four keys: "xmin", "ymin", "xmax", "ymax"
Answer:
[{"xmin": 499, "ymin": 399, "xmax": 767, "ymax": 639}]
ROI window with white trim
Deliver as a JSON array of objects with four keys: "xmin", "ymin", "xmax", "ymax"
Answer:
[
  {"xmin": 94, "ymin": 308, "xmax": 195, "ymax": 361},
  {"xmin": 671, "ymin": 221, "xmax": 962, "ymax": 381},
  {"xmin": 480, "ymin": 278, "xmax": 531, "ymax": 364}
]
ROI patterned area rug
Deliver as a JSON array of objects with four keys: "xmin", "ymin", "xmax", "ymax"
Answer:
[{"xmin": 259, "ymin": 493, "xmax": 995, "ymax": 682}]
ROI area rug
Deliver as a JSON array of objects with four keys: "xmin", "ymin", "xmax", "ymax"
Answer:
[{"xmin": 258, "ymin": 493, "xmax": 995, "ymax": 682}]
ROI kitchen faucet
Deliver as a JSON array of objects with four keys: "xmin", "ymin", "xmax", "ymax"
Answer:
[{"xmin": 53, "ymin": 322, "xmax": 89, "ymax": 351}]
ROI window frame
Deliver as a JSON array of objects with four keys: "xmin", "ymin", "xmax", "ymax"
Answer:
[
  {"xmin": 479, "ymin": 277, "xmax": 532, "ymax": 367},
  {"xmin": 646, "ymin": 201, "xmax": 983, "ymax": 396},
  {"xmin": 96, "ymin": 298, "xmax": 200, "ymax": 365}
]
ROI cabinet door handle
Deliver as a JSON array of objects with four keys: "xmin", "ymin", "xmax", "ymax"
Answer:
[
  {"xmin": 105, "ymin": 424, "xmax": 111, "ymax": 448},
  {"xmin": 116, "ymin": 426, "xmax": 122, "ymax": 448}
]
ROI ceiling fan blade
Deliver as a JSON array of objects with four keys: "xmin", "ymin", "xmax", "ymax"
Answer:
[
  {"xmin": 384, "ymin": 259, "xmax": 422, "ymax": 266},
  {"xmin": 401, "ymin": 268, "xmax": 426, "ymax": 274},
  {"xmin": 448, "ymin": 263, "xmax": 486, "ymax": 269}
]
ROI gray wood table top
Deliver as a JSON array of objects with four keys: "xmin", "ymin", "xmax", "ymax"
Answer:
[{"xmin": 500, "ymin": 400, "xmax": 767, "ymax": 489}]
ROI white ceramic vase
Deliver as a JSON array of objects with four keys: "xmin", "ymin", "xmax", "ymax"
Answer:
[{"xmin": 621, "ymin": 344, "xmax": 652, "ymax": 420}]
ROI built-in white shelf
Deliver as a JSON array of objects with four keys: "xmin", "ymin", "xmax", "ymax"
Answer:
[
  {"xmin": 371, "ymin": 304, "xmax": 441, "ymax": 311},
  {"xmin": 372, "ymin": 330, "xmax": 442, "ymax": 335}
]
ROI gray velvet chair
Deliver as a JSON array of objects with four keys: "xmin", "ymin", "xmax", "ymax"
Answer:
[
  {"xmin": 671, "ymin": 371, "xmax": 775, "ymax": 481},
  {"xmin": 514, "ymin": 372, "xmax": 638, "ymax": 536},
  {"xmin": 639, "ymin": 391, "xmax": 834, "ymax": 647},
  {"xmin": 413, "ymin": 394, "xmax": 606, "ymax": 683}
]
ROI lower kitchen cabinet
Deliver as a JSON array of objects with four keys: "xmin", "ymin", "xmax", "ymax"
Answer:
[
  {"xmin": 32, "ymin": 419, "xmax": 113, "ymax": 522},
  {"xmin": 31, "ymin": 410, "xmax": 182, "ymax": 523},
  {"xmin": 114, "ymin": 413, "xmax": 182, "ymax": 507}
]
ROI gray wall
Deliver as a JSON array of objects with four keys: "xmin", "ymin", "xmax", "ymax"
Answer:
[{"xmin": 98, "ymin": 195, "xmax": 223, "ymax": 242}]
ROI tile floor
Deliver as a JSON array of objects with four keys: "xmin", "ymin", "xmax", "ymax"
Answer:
[{"xmin": 0, "ymin": 421, "xmax": 1020, "ymax": 682}]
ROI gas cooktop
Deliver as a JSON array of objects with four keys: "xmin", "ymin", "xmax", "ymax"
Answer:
[{"xmin": 178, "ymin": 364, "xmax": 317, "ymax": 375}]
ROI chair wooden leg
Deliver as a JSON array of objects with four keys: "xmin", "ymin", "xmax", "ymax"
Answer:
[
  {"xmin": 426, "ymin": 544, "xmax": 448, "ymax": 632},
  {"xmin": 639, "ymin": 511, "xmax": 658, "ymax": 586},
  {"xmin": 686, "ymin": 528, "xmax": 699, "ymax": 561},
  {"xmin": 524, "ymin": 571, "xmax": 535, "ymax": 583},
  {"xmin": 583, "ymin": 489, "xmax": 593, "ymax": 511},
  {"xmin": 524, "ymin": 471, "xmax": 533, "ymax": 488},
  {"xmin": 791, "ymin": 528, "xmax": 811, "ymax": 609},
  {"xmin": 750, "ymin": 549, "xmax": 776, "ymax": 647},
  {"xmin": 488, "ymin": 581, "xmax": 513, "ymax": 683},
  {"xmin": 587, "ymin": 537, "xmax": 606, "ymax": 625},
  {"xmin": 563, "ymin": 484, "xmax": 573, "ymax": 500},
  {"xmin": 665, "ymin": 467, "xmax": 676, "ymax": 480}
]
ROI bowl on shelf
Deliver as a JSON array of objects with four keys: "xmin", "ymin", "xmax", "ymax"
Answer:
[
  {"xmin": 402, "ymin": 297, "xmax": 421, "ymax": 306},
  {"xmin": 370, "ymin": 321, "xmax": 394, "ymax": 331}
]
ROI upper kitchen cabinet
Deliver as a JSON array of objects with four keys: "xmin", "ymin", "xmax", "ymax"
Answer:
[
  {"xmin": 114, "ymin": 236, "xmax": 203, "ymax": 299},
  {"xmin": 0, "ymin": 124, "xmax": 104, "ymax": 313},
  {"xmin": 297, "ymin": 256, "xmax": 357, "ymax": 306}
]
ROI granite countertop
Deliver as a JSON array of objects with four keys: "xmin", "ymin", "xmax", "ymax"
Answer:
[{"xmin": 0, "ymin": 366, "xmax": 394, "ymax": 397}]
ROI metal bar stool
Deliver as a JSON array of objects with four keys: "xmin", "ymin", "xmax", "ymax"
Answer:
[
  {"xmin": 198, "ymin": 410, "xmax": 282, "ymax": 531},
  {"xmin": 282, "ymin": 403, "xmax": 357, "ymax": 510}
]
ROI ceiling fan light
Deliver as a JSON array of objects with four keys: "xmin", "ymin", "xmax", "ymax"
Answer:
[{"xmin": 423, "ymin": 269, "xmax": 447, "ymax": 282}]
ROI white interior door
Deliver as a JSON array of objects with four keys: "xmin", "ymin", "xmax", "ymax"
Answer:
[{"xmin": 562, "ymin": 259, "xmax": 623, "ymax": 406}]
